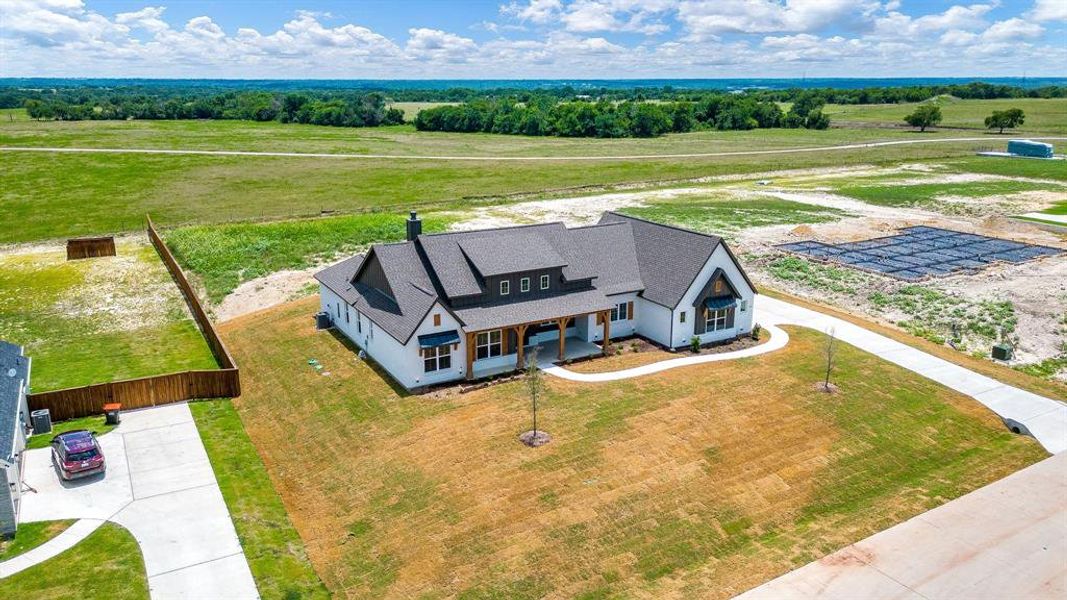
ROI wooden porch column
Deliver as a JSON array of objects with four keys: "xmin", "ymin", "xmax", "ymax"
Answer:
[
  {"xmin": 465, "ymin": 331, "xmax": 476, "ymax": 380},
  {"xmin": 601, "ymin": 310, "xmax": 611, "ymax": 355},
  {"xmin": 557, "ymin": 316, "xmax": 571, "ymax": 361},
  {"xmin": 515, "ymin": 324, "xmax": 529, "ymax": 369}
]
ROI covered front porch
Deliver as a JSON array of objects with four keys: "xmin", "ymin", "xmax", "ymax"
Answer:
[{"xmin": 465, "ymin": 311, "xmax": 612, "ymax": 380}]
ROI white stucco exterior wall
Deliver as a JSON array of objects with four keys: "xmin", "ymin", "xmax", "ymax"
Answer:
[
  {"xmin": 319, "ymin": 286, "xmax": 466, "ymax": 390},
  {"xmin": 668, "ymin": 245, "xmax": 755, "ymax": 349}
]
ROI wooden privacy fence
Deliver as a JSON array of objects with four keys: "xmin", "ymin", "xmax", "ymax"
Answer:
[
  {"xmin": 67, "ymin": 237, "xmax": 116, "ymax": 260},
  {"xmin": 27, "ymin": 217, "xmax": 240, "ymax": 421},
  {"xmin": 29, "ymin": 369, "xmax": 239, "ymax": 422},
  {"xmin": 146, "ymin": 215, "xmax": 237, "ymax": 370}
]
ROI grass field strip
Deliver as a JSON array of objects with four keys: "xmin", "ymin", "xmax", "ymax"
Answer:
[{"xmin": 4, "ymin": 136, "xmax": 1067, "ymax": 161}]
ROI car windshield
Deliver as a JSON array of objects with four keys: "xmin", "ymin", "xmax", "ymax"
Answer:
[{"xmin": 67, "ymin": 449, "xmax": 98, "ymax": 461}]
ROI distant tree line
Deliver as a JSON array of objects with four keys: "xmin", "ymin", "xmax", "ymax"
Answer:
[
  {"xmin": 17, "ymin": 90, "xmax": 405, "ymax": 128},
  {"xmin": 414, "ymin": 94, "xmax": 829, "ymax": 138}
]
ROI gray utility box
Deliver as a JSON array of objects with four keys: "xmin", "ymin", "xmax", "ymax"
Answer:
[
  {"xmin": 315, "ymin": 311, "xmax": 333, "ymax": 330},
  {"xmin": 31, "ymin": 409, "xmax": 52, "ymax": 435},
  {"xmin": 992, "ymin": 343, "xmax": 1014, "ymax": 361}
]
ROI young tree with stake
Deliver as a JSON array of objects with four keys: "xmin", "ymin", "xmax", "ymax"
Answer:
[{"xmin": 823, "ymin": 327, "xmax": 837, "ymax": 392}]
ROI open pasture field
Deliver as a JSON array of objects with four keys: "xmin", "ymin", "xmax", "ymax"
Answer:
[
  {"xmin": 387, "ymin": 101, "xmax": 459, "ymax": 120},
  {"xmin": 0, "ymin": 239, "xmax": 216, "ymax": 391},
  {"xmin": 0, "ymin": 108, "xmax": 1015, "ymax": 156},
  {"xmin": 220, "ymin": 296, "xmax": 1046, "ymax": 599},
  {"xmin": 0, "ymin": 139, "xmax": 998, "ymax": 245},
  {"xmin": 3, "ymin": 98, "xmax": 1065, "ymax": 244},
  {"xmin": 824, "ymin": 97, "xmax": 1067, "ymax": 134}
]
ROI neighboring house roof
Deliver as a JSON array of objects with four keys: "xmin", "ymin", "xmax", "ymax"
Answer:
[
  {"xmin": 598, "ymin": 212, "xmax": 756, "ymax": 307},
  {"xmin": 316, "ymin": 211, "xmax": 755, "ymax": 342},
  {"xmin": 0, "ymin": 340, "xmax": 30, "ymax": 464}
]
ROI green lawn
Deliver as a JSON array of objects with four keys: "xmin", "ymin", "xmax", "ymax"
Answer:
[
  {"xmin": 0, "ymin": 241, "xmax": 217, "ymax": 392},
  {"xmin": 824, "ymin": 97, "xmax": 1067, "ymax": 134},
  {"xmin": 167, "ymin": 212, "xmax": 455, "ymax": 303},
  {"xmin": 2, "ymin": 111, "xmax": 1041, "ymax": 245},
  {"xmin": 190, "ymin": 400, "xmax": 329, "ymax": 599},
  {"xmin": 616, "ymin": 195, "xmax": 849, "ymax": 237},
  {"xmin": 0, "ymin": 520, "xmax": 74, "ymax": 561},
  {"xmin": 26, "ymin": 415, "xmax": 116, "ymax": 450},
  {"xmin": 833, "ymin": 179, "xmax": 1062, "ymax": 208},
  {"xmin": 0, "ymin": 523, "xmax": 149, "ymax": 599},
  {"xmin": 219, "ymin": 297, "xmax": 1047, "ymax": 598}
]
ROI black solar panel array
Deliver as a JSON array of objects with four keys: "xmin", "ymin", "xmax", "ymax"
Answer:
[{"xmin": 776, "ymin": 226, "xmax": 1063, "ymax": 281}]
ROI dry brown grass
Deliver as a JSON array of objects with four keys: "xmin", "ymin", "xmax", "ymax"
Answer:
[{"xmin": 221, "ymin": 296, "xmax": 1046, "ymax": 599}]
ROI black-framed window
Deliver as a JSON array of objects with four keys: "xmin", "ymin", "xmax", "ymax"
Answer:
[
  {"xmin": 704, "ymin": 308, "xmax": 732, "ymax": 331},
  {"xmin": 679, "ymin": 311, "xmax": 686, "ymax": 323},
  {"xmin": 344, "ymin": 304, "xmax": 349, "ymax": 323},
  {"xmin": 476, "ymin": 330, "xmax": 502, "ymax": 360},
  {"xmin": 540, "ymin": 274, "xmax": 550, "ymax": 290},
  {"xmin": 520, "ymin": 277, "xmax": 530, "ymax": 293},
  {"xmin": 424, "ymin": 345, "xmax": 452, "ymax": 372}
]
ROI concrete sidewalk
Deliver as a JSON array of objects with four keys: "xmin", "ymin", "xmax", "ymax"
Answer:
[
  {"xmin": 737, "ymin": 452, "xmax": 1067, "ymax": 599},
  {"xmin": 756, "ymin": 296, "xmax": 1067, "ymax": 454},
  {"xmin": 10, "ymin": 403, "xmax": 259, "ymax": 599}
]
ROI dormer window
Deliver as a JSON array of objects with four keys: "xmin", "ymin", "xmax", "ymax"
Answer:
[
  {"xmin": 520, "ymin": 277, "xmax": 530, "ymax": 293},
  {"xmin": 540, "ymin": 274, "xmax": 549, "ymax": 290},
  {"xmin": 500, "ymin": 280, "xmax": 510, "ymax": 295}
]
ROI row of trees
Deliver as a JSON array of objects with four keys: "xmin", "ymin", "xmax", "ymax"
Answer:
[
  {"xmin": 414, "ymin": 95, "xmax": 829, "ymax": 138},
  {"xmin": 5, "ymin": 80, "xmax": 1061, "ymax": 112},
  {"xmin": 21, "ymin": 91, "xmax": 404, "ymax": 128}
]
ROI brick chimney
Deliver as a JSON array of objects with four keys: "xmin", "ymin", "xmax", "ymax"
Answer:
[{"xmin": 406, "ymin": 210, "xmax": 422, "ymax": 241}]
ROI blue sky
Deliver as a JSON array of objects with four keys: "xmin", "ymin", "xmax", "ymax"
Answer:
[{"xmin": 1, "ymin": 1, "xmax": 1064, "ymax": 78}]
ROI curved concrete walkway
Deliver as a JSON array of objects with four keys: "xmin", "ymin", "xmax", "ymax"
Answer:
[
  {"xmin": 0, "ymin": 518, "xmax": 104, "ymax": 578},
  {"xmin": 3, "ymin": 136, "xmax": 1066, "ymax": 162},
  {"xmin": 4, "ymin": 403, "xmax": 259, "ymax": 599},
  {"xmin": 542, "ymin": 324, "xmax": 789, "ymax": 382},
  {"xmin": 757, "ymin": 295, "xmax": 1067, "ymax": 454},
  {"xmin": 543, "ymin": 296, "xmax": 1066, "ymax": 454}
]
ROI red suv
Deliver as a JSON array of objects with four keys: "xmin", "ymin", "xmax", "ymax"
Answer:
[{"xmin": 51, "ymin": 430, "xmax": 106, "ymax": 480}]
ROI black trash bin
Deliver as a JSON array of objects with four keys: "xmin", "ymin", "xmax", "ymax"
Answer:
[
  {"xmin": 104, "ymin": 403, "xmax": 122, "ymax": 425},
  {"xmin": 31, "ymin": 409, "xmax": 52, "ymax": 435}
]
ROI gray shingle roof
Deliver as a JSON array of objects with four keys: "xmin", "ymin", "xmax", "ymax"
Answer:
[
  {"xmin": 314, "ymin": 244, "xmax": 438, "ymax": 344},
  {"xmin": 568, "ymin": 222, "xmax": 643, "ymax": 296},
  {"xmin": 316, "ymin": 211, "xmax": 755, "ymax": 340},
  {"xmin": 598, "ymin": 212, "xmax": 753, "ymax": 308},
  {"xmin": 1, "ymin": 340, "xmax": 30, "ymax": 463},
  {"xmin": 455, "ymin": 288, "xmax": 614, "ymax": 331},
  {"xmin": 458, "ymin": 233, "xmax": 567, "ymax": 278}
]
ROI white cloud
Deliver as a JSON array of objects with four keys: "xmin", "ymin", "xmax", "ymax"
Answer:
[
  {"xmin": 114, "ymin": 6, "xmax": 167, "ymax": 33},
  {"xmin": 501, "ymin": 0, "xmax": 563, "ymax": 23},
  {"xmin": 1029, "ymin": 0, "xmax": 1067, "ymax": 22},
  {"xmin": 872, "ymin": 3, "xmax": 997, "ymax": 39},
  {"xmin": 406, "ymin": 28, "xmax": 478, "ymax": 62},
  {"xmin": 677, "ymin": 0, "xmax": 879, "ymax": 39}
]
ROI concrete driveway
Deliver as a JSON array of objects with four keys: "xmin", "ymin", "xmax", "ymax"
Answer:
[
  {"xmin": 11, "ymin": 403, "xmax": 258, "ymax": 599},
  {"xmin": 737, "ymin": 452, "xmax": 1067, "ymax": 599}
]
